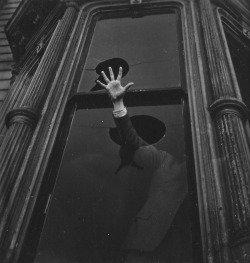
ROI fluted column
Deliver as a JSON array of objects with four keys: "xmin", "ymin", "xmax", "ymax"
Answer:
[
  {"xmin": 0, "ymin": 1, "xmax": 79, "ymax": 262},
  {"xmin": 209, "ymin": 99, "xmax": 250, "ymax": 262},
  {"xmin": 199, "ymin": 0, "xmax": 250, "ymax": 262},
  {"xmin": 0, "ymin": 2, "xmax": 64, "ymax": 145},
  {"xmin": 0, "ymin": 58, "xmax": 39, "ymax": 145}
]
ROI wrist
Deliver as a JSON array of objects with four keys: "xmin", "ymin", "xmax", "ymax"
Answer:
[
  {"xmin": 113, "ymin": 100, "xmax": 125, "ymax": 112},
  {"xmin": 113, "ymin": 107, "xmax": 127, "ymax": 118},
  {"xmin": 113, "ymin": 99, "xmax": 127, "ymax": 118}
]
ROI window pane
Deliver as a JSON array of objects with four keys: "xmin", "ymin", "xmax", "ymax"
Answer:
[
  {"xmin": 34, "ymin": 104, "xmax": 192, "ymax": 263},
  {"xmin": 78, "ymin": 13, "xmax": 181, "ymax": 92}
]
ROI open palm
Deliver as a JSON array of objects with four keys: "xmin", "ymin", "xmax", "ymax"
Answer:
[{"xmin": 97, "ymin": 67, "xmax": 134, "ymax": 102}]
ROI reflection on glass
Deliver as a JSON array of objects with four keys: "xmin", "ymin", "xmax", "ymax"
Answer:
[
  {"xmin": 35, "ymin": 105, "xmax": 192, "ymax": 263},
  {"xmin": 79, "ymin": 14, "xmax": 181, "ymax": 92}
]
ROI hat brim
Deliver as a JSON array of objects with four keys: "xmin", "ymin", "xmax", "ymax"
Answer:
[
  {"xmin": 96, "ymin": 58, "xmax": 129, "ymax": 78},
  {"xmin": 91, "ymin": 58, "xmax": 129, "ymax": 91}
]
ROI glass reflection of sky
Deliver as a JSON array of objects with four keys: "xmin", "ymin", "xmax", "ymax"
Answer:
[
  {"xmin": 78, "ymin": 14, "xmax": 181, "ymax": 92},
  {"xmin": 34, "ymin": 105, "xmax": 189, "ymax": 263}
]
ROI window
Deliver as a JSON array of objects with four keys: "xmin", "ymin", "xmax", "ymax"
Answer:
[{"xmin": 30, "ymin": 8, "xmax": 200, "ymax": 263}]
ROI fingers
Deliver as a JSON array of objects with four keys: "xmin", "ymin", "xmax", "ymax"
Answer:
[
  {"xmin": 101, "ymin": 71, "xmax": 110, "ymax": 83},
  {"xmin": 109, "ymin": 67, "xmax": 115, "ymax": 80},
  {"xmin": 124, "ymin": 82, "xmax": 134, "ymax": 91},
  {"xmin": 117, "ymin": 67, "xmax": 122, "ymax": 82},
  {"xmin": 96, "ymin": 80, "xmax": 108, "ymax": 89}
]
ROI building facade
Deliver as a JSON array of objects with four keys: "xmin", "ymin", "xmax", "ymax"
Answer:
[
  {"xmin": 0, "ymin": 0, "xmax": 249, "ymax": 262},
  {"xmin": 0, "ymin": 0, "xmax": 21, "ymax": 108}
]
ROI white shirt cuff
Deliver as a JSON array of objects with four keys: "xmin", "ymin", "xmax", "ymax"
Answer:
[{"xmin": 113, "ymin": 107, "xmax": 127, "ymax": 118}]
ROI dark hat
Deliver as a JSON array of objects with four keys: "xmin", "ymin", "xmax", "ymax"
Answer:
[
  {"xmin": 95, "ymin": 58, "xmax": 129, "ymax": 78},
  {"xmin": 91, "ymin": 58, "xmax": 129, "ymax": 91},
  {"xmin": 109, "ymin": 115, "xmax": 166, "ymax": 146}
]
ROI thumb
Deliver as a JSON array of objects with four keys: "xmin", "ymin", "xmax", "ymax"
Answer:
[{"xmin": 124, "ymin": 82, "xmax": 134, "ymax": 92}]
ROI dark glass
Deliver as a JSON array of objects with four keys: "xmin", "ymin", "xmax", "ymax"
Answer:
[
  {"xmin": 34, "ymin": 104, "xmax": 192, "ymax": 263},
  {"xmin": 32, "ymin": 10, "xmax": 197, "ymax": 263},
  {"xmin": 78, "ymin": 14, "xmax": 181, "ymax": 92}
]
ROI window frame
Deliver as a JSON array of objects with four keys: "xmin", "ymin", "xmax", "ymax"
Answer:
[{"xmin": 19, "ymin": 2, "xmax": 203, "ymax": 262}]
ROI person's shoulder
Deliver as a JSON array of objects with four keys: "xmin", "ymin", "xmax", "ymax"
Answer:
[{"xmin": 134, "ymin": 145, "xmax": 166, "ymax": 170}]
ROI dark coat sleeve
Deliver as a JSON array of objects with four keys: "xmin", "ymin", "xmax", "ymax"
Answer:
[
  {"xmin": 114, "ymin": 113, "xmax": 147, "ymax": 149},
  {"xmin": 114, "ymin": 113, "xmax": 168, "ymax": 172}
]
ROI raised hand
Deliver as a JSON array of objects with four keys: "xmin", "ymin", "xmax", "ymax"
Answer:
[{"xmin": 97, "ymin": 66, "xmax": 134, "ymax": 102}]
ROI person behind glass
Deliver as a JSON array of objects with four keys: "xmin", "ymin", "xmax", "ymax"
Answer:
[{"xmin": 97, "ymin": 67, "xmax": 188, "ymax": 262}]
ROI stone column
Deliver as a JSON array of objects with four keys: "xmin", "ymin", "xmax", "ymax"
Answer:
[
  {"xmin": 0, "ymin": 1, "xmax": 79, "ymax": 262},
  {"xmin": 199, "ymin": 0, "xmax": 250, "ymax": 262},
  {"xmin": 0, "ymin": 58, "xmax": 39, "ymax": 145},
  {"xmin": 0, "ymin": 2, "xmax": 65, "ymax": 145}
]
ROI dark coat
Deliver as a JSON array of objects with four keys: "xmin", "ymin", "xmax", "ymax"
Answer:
[{"xmin": 114, "ymin": 114, "xmax": 188, "ymax": 252}]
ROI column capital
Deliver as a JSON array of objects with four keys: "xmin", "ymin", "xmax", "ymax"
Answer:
[
  {"xmin": 209, "ymin": 97, "xmax": 249, "ymax": 121},
  {"xmin": 5, "ymin": 107, "xmax": 39, "ymax": 130}
]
